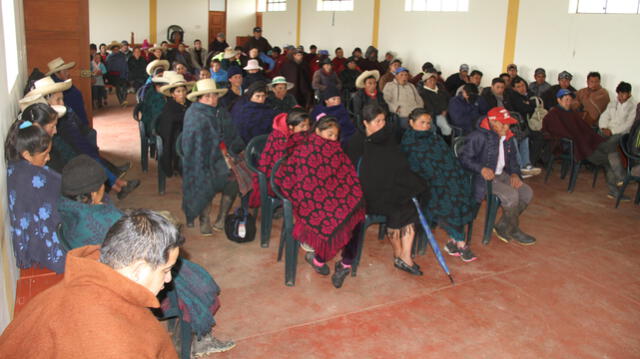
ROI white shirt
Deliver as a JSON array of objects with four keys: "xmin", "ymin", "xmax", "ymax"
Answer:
[
  {"xmin": 599, "ymin": 97, "xmax": 637, "ymax": 135},
  {"xmin": 495, "ymin": 136, "xmax": 506, "ymax": 175}
]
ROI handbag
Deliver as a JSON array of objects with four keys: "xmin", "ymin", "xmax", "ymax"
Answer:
[{"xmin": 224, "ymin": 201, "xmax": 256, "ymax": 243}]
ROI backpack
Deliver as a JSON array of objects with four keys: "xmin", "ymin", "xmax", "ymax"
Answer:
[{"xmin": 528, "ymin": 96, "xmax": 547, "ymax": 131}]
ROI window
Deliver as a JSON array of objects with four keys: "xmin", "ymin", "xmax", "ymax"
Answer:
[
  {"xmin": 568, "ymin": 0, "xmax": 640, "ymax": 14},
  {"xmin": 317, "ymin": 0, "xmax": 354, "ymax": 12},
  {"xmin": 2, "ymin": 0, "xmax": 19, "ymax": 90},
  {"xmin": 258, "ymin": 0, "xmax": 287, "ymax": 12},
  {"xmin": 405, "ymin": 0, "xmax": 469, "ymax": 12}
]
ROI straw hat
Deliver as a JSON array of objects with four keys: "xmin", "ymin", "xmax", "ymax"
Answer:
[
  {"xmin": 149, "ymin": 43, "xmax": 163, "ymax": 52},
  {"xmin": 107, "ymin": 41, "xmax": 122, "ymax": 51},
  {"xmin": 243, "ymin": 59, "xmax": 262, "ymax": 71},
  {"xmin": 19, "ymin": 93, "xmax": 67, "ymax": 118},
  {"xmin": 146, "ymin": 59, "xmax": 170, "ymax": 76},
  {"xmin": 187, "ymin": 79, "xmax": 228, "ymax": 102},
  {"xmin": 355, "ymin": 70, "xmax": 380, "ymax": 89},
  {"xmin": 159, "ymin": 72, "xmax": 194, "ymax": 96},
  {"xmin": 268, "ymin": 76, "xmax": 294, "ymax": 90},
  {"xmin": 45, "ymin": 57, "xmax": 76, "ymax": 76},
  {"xmin": 223, "ymin": 47, "xmax": 240, "ymax": 59},
  {"xmin": 151, "ymin": 70, "xmax": 172, "ymax": 84},
  {"xmin": 29, "ymin": 76, "xmax": 72, "ymax": 96}
]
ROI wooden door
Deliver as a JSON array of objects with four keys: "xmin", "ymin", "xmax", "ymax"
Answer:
[
  {"xmin": 24, "ymin": 0, "xmax": 92, "ymax": 126},
  {"xmin": 208, "ymin": 11, "xmax": 227, "ymax": 48}
]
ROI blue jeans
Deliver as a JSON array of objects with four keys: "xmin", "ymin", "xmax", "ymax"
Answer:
[{"xmin": 514, "ymin": 138, "xmax": 531, "ymax": 168}]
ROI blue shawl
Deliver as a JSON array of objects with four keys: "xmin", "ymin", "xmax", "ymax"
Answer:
[
  {"xmin": 230, "ymin": 98, "xmax": 277, "ymax": 144},
  {"xmin": 7, "ymin": 160, "xmax": 65, "ymax": 273}
]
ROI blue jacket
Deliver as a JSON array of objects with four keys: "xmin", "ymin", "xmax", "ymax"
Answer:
[
  {"xmin": 448, "ymin": 95, "xmax": 483, "ymax": 134},
  {"xmin": 459, "ymin": 118, "xmax": 521, "ymax": 202}
]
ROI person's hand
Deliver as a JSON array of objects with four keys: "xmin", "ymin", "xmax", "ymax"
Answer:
[
  {"xmin": 481, "ymin": 167, "xmax": 495, "ymax": 181},
  {"xmin": 441, "ymin": 110, "xmax": 447, "ymax": 116},
  {"xmin": 510, "ymin": 174, "xmax": 523, "ymax": 188},
  {"xmin": 601, "ymin": 128, "xmax": 612, "ymax": 137}
]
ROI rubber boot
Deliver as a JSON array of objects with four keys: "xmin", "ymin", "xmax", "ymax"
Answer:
[
  {"xmin": 199, "ymin": 204, "xmax": 213, "ymax": 236},
  {"xmin": 493, "ymin": 207, "xmax": 516, "ymax": 243},
  {"xmin": 511, "ymin": 202, "xmax": 536, "ymax": 245},
  {"xmin": 212, "ymin": 194, "xmax": 235, "ymax": 232}
]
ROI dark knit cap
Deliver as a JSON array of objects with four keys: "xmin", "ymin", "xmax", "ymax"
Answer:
[
  {"xmin": 319, "ymin": 57, "xmax": 331, "ymax": 66},
  {"xmin": 321, "ymin": 86, "xmax": 341, "ymax": 102},
  {"xmin": 62, "ymin": 155, "xmax": 107, "ymax": 196},
  {"xmin": 227, "ymin": 66, "xmax": 243, "ymax": 78}
]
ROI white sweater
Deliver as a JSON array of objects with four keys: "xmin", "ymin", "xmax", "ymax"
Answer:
[
  {"xmin": 383, "ymin": 79, "xmax": 424, "ymax": 118},
  {"xmin": 599, "ymin": 98, "xmax": 637, "ymax": 135}
]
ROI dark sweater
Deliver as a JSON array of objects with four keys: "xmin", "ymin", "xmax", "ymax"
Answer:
[{"xmin": 418, "ymin": 86, "xmax": 450, "ymax": 117}]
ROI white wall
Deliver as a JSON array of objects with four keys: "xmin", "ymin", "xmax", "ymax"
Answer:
[
  {"xmin": 515, "ymin": 0, "xmax": 640, "ymax": 93},
  {"xmin": 0, "ymin": 0, "xmax": 27, "ymax": 332},
  {"xmin": 261, "ymin": 2, "xmax": 297, "ymax": 48},
  {"xmin": 89, "ymin": 0, "xmax": 150, "ymax": 45},
  {"xmin": 226, "ymin": 0, "xmax": 256, "ymax": 47},
  {"xmin": 157, "ymin": 0, "xmax": 208, "ymax": 45}
]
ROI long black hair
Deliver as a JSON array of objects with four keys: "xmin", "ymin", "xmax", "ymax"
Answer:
[{"xmin": 5, "ymin": 103, "xmax": 56, "ymax": 161}]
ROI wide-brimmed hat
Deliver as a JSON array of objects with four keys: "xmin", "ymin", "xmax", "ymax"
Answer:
[
  {"xmin": 268, "ymin": 76, "xmax": 294, "ymax": 90},
  {"xmin": 187, "ymin": 78, "xmax": 228, "ymax": 102},
  {"xmin": 45, "ymin": 57, "xmax": 76, "ymax": 76},
  {"xmin": 223, "ymin": 47, "xmax": 240, "ymax": 59},
  {"xmin": 355, "ymin": 70, "xmax": 380, "ymax": 89},
  {"xmin": 243, "ymin": 59, "xmax": 262, "ymax": 71},
  {"xmin": 149, "ymin": 43, "xmax": 163, "ymax": 52},
  {"xmin": 146, "ymin": 59, "xmax": 170, "ymax": 76},
  {"xmin": 19, "ymin": 93, "xmax": 66, "ymax": 118},
  {"xmin": 151, "ymin": 69, "xmax": 173, "ymax": 84},
  {"xmin": 107, "ymin": 41, "xmax": 122, "ymax": 51},
  {"xmin": 160, "ymin": 73, "xmax": 194, "ymax": 96},
  {"xmin": 29, "ymin": 76, "xmax": 72, "ymax": 96}
]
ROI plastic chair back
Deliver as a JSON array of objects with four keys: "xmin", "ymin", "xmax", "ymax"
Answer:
[{"xmin": 245, "ymin": 134, "xmax": 269, "ymax": 174}]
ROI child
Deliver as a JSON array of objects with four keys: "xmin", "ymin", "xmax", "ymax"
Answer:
[
  {"xmin": 276, "ymin": 116, "xmax": 365, "ymax": 288},
  {"xmin": 5, "ymin": 120, "xmax": 66, "ymax": 273},
  {"xmin": 401, "ymin": 108, "xmax": 477, "ymax": 262}
]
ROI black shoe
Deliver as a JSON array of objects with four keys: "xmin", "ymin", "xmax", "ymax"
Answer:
[
  {"xmin": 510, "ymin": 229, "xmax": 536, "ymax": 246},
  {"xmin": 459, "ymin": 246, "xmax": 477, "ymax": 262},
  {"xmin": 444, "ymin": 241, "xmax": 461, "ymax": 257},
  {"xmin": 331, "ymin": 261, "xmax": 351, "ymax": 289},
  {"xmin": 117, "ymin": 179, "xmax": 140, "ymax": 200},
  {"xmin": 394, "ymin": 257, "xmax": 423, "ymax": 276},
  {"xmin": 304, "ymin": 252, "xmax": 329, "ymax": 276}
]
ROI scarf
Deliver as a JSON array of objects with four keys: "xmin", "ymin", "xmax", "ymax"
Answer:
[
  {"xmin": 276, "ymin": 133, "xmax": 365, "ymax": 260},
  {"xmin": 400, "ymin": 129, "xmax": 476, "ymax": 241},
  {"xmin": 7, "ymin": 160, "xmax": 65, "ymax": 273}
]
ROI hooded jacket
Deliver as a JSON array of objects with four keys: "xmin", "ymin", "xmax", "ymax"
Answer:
[
  {"xmin": 0, "ymin": 246, "xmax": 178, "ymax": 358},
  {"xmin": 459, "ymin": 117, "xmax": 521, "ymax": 202}
]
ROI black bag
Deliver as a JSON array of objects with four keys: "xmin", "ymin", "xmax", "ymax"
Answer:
[{"xmin": 224, "ymin": 206, "xmax": 256, "ymax": 243}]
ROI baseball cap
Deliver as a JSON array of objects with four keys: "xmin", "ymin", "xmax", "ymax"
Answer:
[
  {"xmin": 253, "ymin": 26, "xmax": 262, "ymax": 32},
  {"xmin": 507, "ymin": 64, "xmax": 517, "ymax": 71},
  {"xmin": 558, "ymin": 71, "xmax": 572, "ymax": 80},
  {"xmin": 534, "ymin": 68, "xmax": 546, "ymax": 76},
  {"xmin": 487, "ymin": 107, "xmax": 517, "ymax": 125},
  {"xmin": 459, "ymin": 64, "xmax": 469, "ymax": 72},
  {"xmin": 556, "ymin": 89, "xmax": 575, "ymax": 98},
  {"xmin": 394, "ymin": 67, "xmax": 409, "ymax": 75}
]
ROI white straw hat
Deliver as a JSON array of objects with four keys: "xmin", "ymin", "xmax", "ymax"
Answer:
[
  {"xmin": 355, "ymin": 70, "xmax": 380, "ymax": 89},
  {"xmin": 159, "ymin": 72, "xmax": 195, "ymax": 96},
  {"xmin": 45, "ymin": 57, "xmax": 76, "ymax": 76},
  {"xmin": 146, "ymin": 59, "xmax": 170, "ymax": 76},
  {"xmin": 19, "ymin": 93, "xmax": 67, "ymax": 118},
  {"xmin": 187, "ymin": 78, "xmax": 228, "ymax": 102},
  {"xmin": 268, "ymin": 76, "xmax": 294, "ymax": 90},
  {"xmin": 30, "ymin": 76, "xmax": 72, "ymax": 96}
]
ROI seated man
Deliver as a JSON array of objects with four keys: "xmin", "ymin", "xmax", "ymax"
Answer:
[
  {"xmin": 480, "ymin": 77, "xmax": 510, "ymax": 114},
  {"xmin": 378, "ymin": 58, "xmax": 401, "ymax": 91},
  {"xmin": 47, "ymin": 57, "xmax": 89, "ymax": 126},
  {"xmin": 418, "ymin": 72, "xmax": 451, "ymax": 136},
  {"xmin": 448, "ymin": 83, "xmax": 482, "ymax": 135},
  {"xmin": 445, "ymin": 63, "xmax": 470, "ymax": 95},
  {"xmin": 456, "ymin": 70, "xmax": 483, "ymax": 96},
  {"xmin": 542, "ymin": 89, "xmax": 625, "ymax": 199},
  {"xmin": 574, "ymin": 71, "xmax": 610, "ymax": 126},
  {"xmin": 529, "ymin": 68, "xmax": 550, "ymax": 98},
  {"xmin": 542, "ymin": 71, "xmax": 577, "ymax": 110},
  {"xmin": 459, "ymin": 107, "xmax": 536, "ymax": 245},
  {"xmin": 0, "ymin": 209, "xmax": 222, "ymax": 357},
  {"xmin": 382, "ymin": 66, "xmax": 423, "ymax": 129}
]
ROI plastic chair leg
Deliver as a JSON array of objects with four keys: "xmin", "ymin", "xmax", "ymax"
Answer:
[
  {"xmin": 351, "ymin": 219, "xmax": 371, "ymax": 277},
  {"xmin": 141, "ymin": 137, "xmax": 148, "ymax": 172},
  {"xmin": 482, "ymin": 196, "xmax": 500, "ymax": 245},
  {"xmin": 260, "ymin": 199, "xmax": 273, "ymax": 248},
  {"xmin": 544, "ymin": 155, "xmax": 555, "ymax": 183},
  {"xmin": 277, "ymin": 226, "xmax": 286, "ymax": 262},
  {"xmin": 592, "ymin": 167, "xmax": 599, "ymax": 188},
  {"xmin": 635, "ymin": 183, "xmax": 640, "ymax": 204},
  {"xmin": 568, "ymin": 163, "xmax": 580, "ymax": 193},
  {"xmin": 179, "ymin": 321, "xmax": 193, "ymax": 359},
  {"xmin": 158, "ymin": 169, "xmax": 166, "ymax": 195},
  {"xmin": 560, "ymin": 159, "xmax": 570, "ymax": 179},
  {"xmin": 615, "ymin": 178, "xmax": 631, "ymax": 208},
  {"xmin": 377, "ymin": 223, "xmax": 386, "ymax": 240},
  {"xmin": 283, "ymin": 203, "xmax": 297, "ymax": 286}
]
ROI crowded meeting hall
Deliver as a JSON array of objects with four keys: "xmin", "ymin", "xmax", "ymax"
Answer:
[{"xmin": 1, "ymin": 0, "xmax": 639, "ymax": 358}]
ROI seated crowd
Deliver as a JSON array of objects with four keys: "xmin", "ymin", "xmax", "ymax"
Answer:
[{"xmin": 2, "ymin": 25, "xmax": 639, "ymax": 358}]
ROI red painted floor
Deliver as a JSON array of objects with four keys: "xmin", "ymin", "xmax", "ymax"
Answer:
[{"xmin": 94, "ymin": 101, "xmax": 640, "ymax": 358}]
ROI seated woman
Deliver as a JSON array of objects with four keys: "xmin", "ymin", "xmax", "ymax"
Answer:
[
  {"xmin": 311, "ymin": 86, "xmax": 355, "ymax": 148},
  {"xmin": 56, "ymin": 155, "xmax": 235, "ymax": 356},
  {"xmin": 276, "ymin": 116, "xmax": 365, "ymax": 288},
  {"xmin": 400, "ymin": 108, "xmax": 477, "ymax": 262},
  {"xmin": 231, "ymin": 81, "xmax": 278, "ymax": 144},
  {"xmin": 30, "ymin": 77, "xmax": 139, "ymax": 199},
  {"xmin": 350, "ymin": 70, "xmax": 390, "ymax": 122},
  {"xmin": 5, "ymin": 120, "xmax": 65, "ymax": 273},
  {"xmin": 248, "ymin": 109, "xmax": 311, "ymax": 208},
  {"xmin": 347, "ymin": 104, "xmax": 427, "ymax": 276},
  {"xmin": 155, "ymin": 72, "xmax": 193, "ymax": 177}
]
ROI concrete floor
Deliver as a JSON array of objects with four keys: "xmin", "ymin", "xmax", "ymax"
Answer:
[{"xmin": 96, "ymin": 101, "xmax": 640, "ymax": 359}]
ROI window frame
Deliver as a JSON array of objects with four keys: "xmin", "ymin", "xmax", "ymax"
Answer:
[
  {"xmin": 404, "ymin": 0, "xmax": 470, "ymax": 12},
  {"xmin": 257, "ymin": 0, "xmax": 287, "ymax": 13},
  {"xmin": 568, "ymin": 0, "xmax": 640, "ymax": 14},
  {"xmin": 2, "ymin": 0, "xmax": 19, "ymax": 91},
  {"xmin": 316, "ymin": 0, "xmax": 355, "ymax": 12}
]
